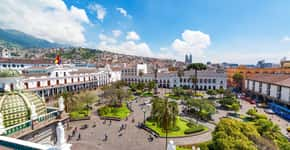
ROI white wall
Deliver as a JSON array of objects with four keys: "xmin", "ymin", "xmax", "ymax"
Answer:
[
  {"xmin": 254, "ymin": 81, "xmax": 260, "ymax": 92},
  {"xmin": 249, "ymin": 80, "xmax": 253, "ymax": 90},
  {"xmin": 270, "ymin": 85, "xmax": 277, "ymax": 98},
  {"xmin": 281, "ymin": 87, "xmax": 290, "ymax": 103},
  {"xmin": 261, "ymin": 83, "xmax": 267, "ymax": 95}
]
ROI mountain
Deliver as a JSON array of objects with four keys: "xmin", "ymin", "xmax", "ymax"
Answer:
[{"xmin": 0, "ymin": 28, "xmax": 64, "ymax": 48}]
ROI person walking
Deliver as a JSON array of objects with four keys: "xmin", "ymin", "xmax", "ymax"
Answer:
[{"xmin": 78, "ymin": 133, "xmax": 81, "ymax": 141}]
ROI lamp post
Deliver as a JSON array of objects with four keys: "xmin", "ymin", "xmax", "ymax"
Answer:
[{"xmin": 142, "ymin": 107, "xmax": 146, "ymax": 124}]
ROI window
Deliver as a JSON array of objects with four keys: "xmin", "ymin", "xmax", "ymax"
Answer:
[
  {"xmin": 213, "ymin": 79, "xmax": 216, "ymax": 83},
  {"xmin": 64, "ymin": 72, "xmax": 66, "ymax": 76},
  {"xmin": 12, "ymin": 64, "xmax": 16, "ymax": 67},
  {"xmin": 21, "ymin": 64, "xmax": 24, "ymax": 67},
  {"xmin": 220, "ymin": 80, "xmax": 223, "ymax": 84},
  {"xmin": 56, "ymin": 72, "xmax": 58, "ymax": 77}
]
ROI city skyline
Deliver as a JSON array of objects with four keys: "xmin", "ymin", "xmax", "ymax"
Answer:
[{"xmin": 1, "ymin": 0, "xmax": 290, "ymax": 63}]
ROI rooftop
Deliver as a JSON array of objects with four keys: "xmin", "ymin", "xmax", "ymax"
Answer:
[{"xmin": 247, "ymin": 74, "xmax": 290, "ymax": 87}]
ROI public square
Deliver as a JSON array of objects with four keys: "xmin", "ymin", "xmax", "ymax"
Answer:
[{"xmin": 67, "ymin": 88, "xmax": 289, "ymax": 150}]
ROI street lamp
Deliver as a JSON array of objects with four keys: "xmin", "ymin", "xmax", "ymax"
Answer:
[{"xmin": 141, "ymin": 106, "xmax": 147, "ymax": 124}]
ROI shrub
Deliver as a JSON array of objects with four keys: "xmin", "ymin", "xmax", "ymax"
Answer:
[
  {"xmin": 184, "ymin": 126, "xmax": 204, "ymax": 134},
  {"xmin": 170, "ymin": 126, "xmax": 180, "ymax": 132},
  {"xmin": 186, "ymin": 122, "xmax": 197, "ymax": 128}
]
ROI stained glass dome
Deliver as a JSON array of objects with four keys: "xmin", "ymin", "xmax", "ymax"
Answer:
[{"xmin": 0, "ymin": 92, "xmax": 47, "ymax": 127}]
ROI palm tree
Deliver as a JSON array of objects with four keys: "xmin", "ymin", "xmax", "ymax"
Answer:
[
  {"xmin": 147, "ymin": 81, "xmax": 156, "ymax": 93},
  {"xmin": 187, "ymin": 63, "xmax": 207, "ymax": 95},
  {"xmin": 190, "ymin": 75, "xmax": 197, "ymax": 96},
  {"xmin": 151, "ymin": 97, "xmax": 178, "ymax": 130},
  {"xmin": 61, "ymin": 91, "xmax": 76, "ymax": 113},
  {"xmin": 151, "ymin": 97, "xmax": 178, "ymax": 150},
  {"xmin": 177, "ymin": 68, "xmax": 184, "ymax": 87}
]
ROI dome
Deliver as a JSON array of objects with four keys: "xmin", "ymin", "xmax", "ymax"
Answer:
[{"xmin": 0, "ymin": 92, "xmax": 47, "ymax": 127}]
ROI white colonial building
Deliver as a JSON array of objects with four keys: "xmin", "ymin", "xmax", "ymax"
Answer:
[
  {"xmin": 245, "ymin": 74, "xmax": 290, "ymax": 105},
  {"xmin": 122, "ymin": 64, "xmax": 227, "ymax": 90},
  {"xmin": 0, "ymin": 65, "xmax": 114, "ymax": 97}
]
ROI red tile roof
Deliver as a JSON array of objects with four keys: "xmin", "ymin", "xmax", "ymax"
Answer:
[
  {"xmin": 247, "ymin": 74, "xmax": 290, "ymax": 87},
  {"xmin": 0, "ymin": 58, "xmax": 53, "ymax": 64}
]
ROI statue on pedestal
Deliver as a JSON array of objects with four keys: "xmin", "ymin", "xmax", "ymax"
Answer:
[
  {"xmin": 167, "ymin": 140, "xmax": 176, "ymax": 150},
  {"xmin": 58, "ymin": 96, "xmax": 65, "ymax": 112},
  {"xmin": 30, "ymin": 103, "xmax": 37, "ymax": 121},
  {"xmin": 56, "ymin": 122, "xmax": 71, "ymax": 150}
]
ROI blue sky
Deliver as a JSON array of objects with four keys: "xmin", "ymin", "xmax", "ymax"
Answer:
[{"xmin": 1, "ymin": 0, "xmax": 290, "ymax": 63}]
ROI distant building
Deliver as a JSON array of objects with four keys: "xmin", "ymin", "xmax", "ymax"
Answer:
[
  {"xmin": 185, "ymin": 54, "xmax": 192, "ymax": 65},
  {"xmin": 122, "ymin": 64, "xmax": 227, "ymax": 90},
  {"xmin": 256, "ymin": 60, "xmax": 279, "ymax": 68},
  {"xmin": 0, "ymin": 47, "xmax": 10, "ymax": 58},
  {"xmin": 0, "ymin": 58, "xmax": 53, "ymax": 70},
  {"xmin": 221, "ymin": 62, "xmax": 239, "ymax": 68}
]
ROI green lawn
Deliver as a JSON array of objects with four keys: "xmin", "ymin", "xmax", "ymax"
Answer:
[
  {"xmin": 70, "ymin": 110, "xmax": 91, "ymax": 120},
  {"xmin": 176, "ymin": 147, "xmax": 191, "ymax": 150},
  {"xmin": 145, "ymin": 117, "xmax": 207, "ymax": 137},
  {"xmin": 98, "ymin": 103, "xmax": 131, "ymax": 119},
  {"xmin": 141, "ymin": 91, "xmax": 153, "ymax": 97}
]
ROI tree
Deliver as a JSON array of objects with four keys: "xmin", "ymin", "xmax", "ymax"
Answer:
[
  {"xmin": 137, "ymin": 82, "xmax": 145, "ymax": 91},
  {"xmin": 147, "ymin": 81, "xmax": 156, "ymax": 92},
  {"xmin": 206, "ymin": 89, "xmax": 217, "ymax": 97},
  {"xmin": 216, "ymin": 88, "xmax": 225, "ymax": 99},
  {"xmin": 212, "ymin": 118, "xmax": 260, "ymax": 150},
  {"xmin": 186, "ymin": 98, "xmax": 215, "ymax": 123},
  {"xmin": 187, "ymin": 63, "xmax": 207, "ymax": 95},
  {"xmin": 232, "ymin": 73, "xmax": 243, "ymax": 92},
  {"xmin": 129, "ymin": 83, "xmax": 137, "ymax": 91},
  {"xmin": 76, "ymin": 91, "xmax": 97, "ymax": 113},
  {"xmin": 103, "ymin": 85, "xmax": 129, "ymax": 107},
  {"xmin": 139, "ymin": 70, "xmax": 144, "ymax": 77},
  {"xmin": 190, "ymin": 75, "xmax": 197, "ymax": 94},
  {"xmin": 177, "ymin": 68, "xmax": 184, "ymax": 85},
  {"xmin": 151, "ymin": 97, "xmax": 179, "ymax": 130},
  {"xmin": 61, "ymin": 91, "xmax": 76, "ymax": 113}
]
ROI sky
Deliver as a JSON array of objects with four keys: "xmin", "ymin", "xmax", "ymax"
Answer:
[{"xmin": 1, "ymin": 0, "xmax": 290, "ymax": 64}]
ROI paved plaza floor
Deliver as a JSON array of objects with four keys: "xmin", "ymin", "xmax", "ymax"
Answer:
[{"xmin": 68, "ymin": 97, "xmax": 213, "ymax": 150}]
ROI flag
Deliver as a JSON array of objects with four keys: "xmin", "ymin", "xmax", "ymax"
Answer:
[{"xmin": 55, "ymin": 54, "xmax": 61, "ymax": 65}]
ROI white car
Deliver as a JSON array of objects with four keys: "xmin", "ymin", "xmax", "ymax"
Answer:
[{"xmin": 264, "ymin": 109, "xmax": 275, "ymax": 114}]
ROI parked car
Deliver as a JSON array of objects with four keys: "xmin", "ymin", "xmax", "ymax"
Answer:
[{"xmin": 264, "ymin": 109, "xmax": 275, "ymax": 114}]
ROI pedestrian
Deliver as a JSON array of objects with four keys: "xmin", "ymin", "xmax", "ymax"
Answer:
[
  {"xmin": 103, "ymin": 133, "xmax": 108, "ymax": 141},
  {"xmin": 72, "ymin": 130, "xmax": 75, "ymax": 137},
  {"xmin": 78, "ymin": 133, "xmax": 81, "ymax": 140},
  {"xmin": 109, "ymin": 120, "xmax": 112, "ymax": 126},
  {"xmin": 67, "ymin": 135, "xmax": 71, "ymax": 142}
]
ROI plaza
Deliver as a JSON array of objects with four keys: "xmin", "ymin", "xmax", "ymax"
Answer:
[{"xmin": 65, "ymin": 87, "xmax": 289, "ymax": 150}]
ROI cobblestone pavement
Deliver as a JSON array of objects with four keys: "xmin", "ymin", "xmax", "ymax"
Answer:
[{"xmin": 68, "ymin": 97, "xmax": 213, "ymax": 150}]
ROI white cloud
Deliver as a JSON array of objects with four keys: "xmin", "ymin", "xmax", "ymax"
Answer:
[
  {"xmin": 116, "ymin": 8, "xmax": 128, "ymax": 17},
  {"xmin": 112, "ymin": 30, "xmax": 122, "ymax": 38},
  {"xmin": 97, "ymin": 32, "xmax": 153, "ymax": 57},
  {"xmin": 98, "ymin": 33, "xmax": 117, "ymax": 44},
  {"xmin": 89, "ymin": 4, "xmax": 106, "ymax": 21},
  {"xmin": 172, "ymin": 30, "xmax": 210, "ymax": 57},
  {"xmin": 0, "ymin": 0, "xmax": 89, "ymax": 45},
  {"xmin": 281, "ymin": 36, "xmax": 290, "ymax": 42},
  {"xmin": 126, "ymin": 31, "xmax": 140, "ymax": 41}
]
